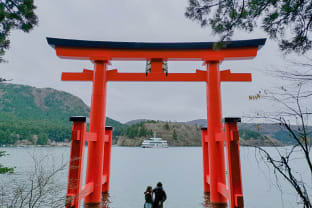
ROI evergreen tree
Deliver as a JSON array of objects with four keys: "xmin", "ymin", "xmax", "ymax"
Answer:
[
  {"xmin": 163, "ymin": 122, "xmax": 170, "ymax": 130},
  {"xmin": 36, "ymin": 133, "xmax": 48, "ymax": 145},
  {"xmin": 0, "ymin": 0, "xmax": 38, "ymax": 62},
  {"xmin": 172, "ymin": 129, "xmax": 177, "ymax": 140},
  {"xmin": 185, "ymin": 0, "xmax": 312, "ymax": 53},
  {"xmin": 0, "ymin": 151, "xmax": 14, "ymax": 174}
]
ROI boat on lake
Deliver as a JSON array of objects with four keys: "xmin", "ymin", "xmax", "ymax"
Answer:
[{"xmin": 141, "ymin": 137, "xmax": 168, "ymax": 148}]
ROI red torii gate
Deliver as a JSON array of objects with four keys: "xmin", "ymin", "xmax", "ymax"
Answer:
[{"xmin": 47, "ymin": 37, "xmax": 266, "ymax": 208}]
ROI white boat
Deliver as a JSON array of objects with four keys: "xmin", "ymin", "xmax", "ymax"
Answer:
[{"xmin": 141, "ymin": 137, "xmax": 168, "ymax": 148}]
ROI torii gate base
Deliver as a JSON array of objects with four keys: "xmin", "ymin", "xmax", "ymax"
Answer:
[
  {"xmin": 47, "ymin": 37, "xmax": 266, "ymax": 208},
  {"xmin": 65, "ymin": 116, "xmax": 112, "ymax": 208},
  {"xmin": 202, "ymin": 118, "xmax": 244, "ymax": 208}
]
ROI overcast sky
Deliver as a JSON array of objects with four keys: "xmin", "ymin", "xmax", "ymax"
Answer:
[{"xmin": 1, "ymin": 0, "xmax": 295, "ymax": 123}]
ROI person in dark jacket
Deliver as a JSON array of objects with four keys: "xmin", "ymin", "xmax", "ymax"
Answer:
[
  {"xmin": 144, "ymin": 186, "xmax": 153, "ymax": 208},
  {"xmin": 152, "ymin": 182, "xmax": 167, "ymax": 208}
]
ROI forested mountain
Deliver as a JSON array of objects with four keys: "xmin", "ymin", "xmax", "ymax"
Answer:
[
  {"xmin": 117, "ymin": 120, "xmax": 284, "ymax": 147},
  {"xmin": 0, "ymin": 83, "xmax": 89, "ymax": 120},
  {"xmin": 0, "ymin": 83, "xmax": 298, "ymax": 147},
  {"xmin": 0, "ymin": 83, "xmax": 125, "ymax": 145}
]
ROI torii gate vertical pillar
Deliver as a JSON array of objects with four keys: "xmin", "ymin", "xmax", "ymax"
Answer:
[
  {"xmin": 206, "ymin": 61, "xmax": 227, "ymax": 204},
  {"xmin": 201, "ymin": 127, "xmax": 210, "ymax": 192},
  {"xmin": 85, "ymin": 60, "xmax": 108, "ymax": 204}
]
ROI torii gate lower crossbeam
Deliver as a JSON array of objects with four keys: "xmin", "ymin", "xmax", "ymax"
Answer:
[{"xmin": 47, "ymin": 37, "xmax": 266, "ymax": 208}]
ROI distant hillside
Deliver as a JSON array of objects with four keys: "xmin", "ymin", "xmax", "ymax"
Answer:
[
  {"xmin": 0, "ymin": 83, "xmax": 302, "ymax": 147},
  {"xmin": 120, "ymin": 118, "xmax": 303, "ymax": 146},
  {"xmin": 117, "ymin": 120, "xmax": 202, "ymax": 146},
  {"xmin": 0, "ymin": 83, "xmax": 89, "ymax": 121},
  {"xmin": 185, "ymin": 119, "xmax": 303, "ymax": 145},
  {"xmin": 117, "ymin": 120, "xmax": 282, "ymax": 147},
  {"xmin": 0, "ymin": 83, "xmax": 125, "ymax": 145},
  {"xmin": 125, "ymin": 119, "xmax": 148, "ymax": 126},
  {"xmin": 186, "ymin": 119, "xmax": 206, "ymax": 126}
]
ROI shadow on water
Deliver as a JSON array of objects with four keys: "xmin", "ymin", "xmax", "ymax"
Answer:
[
  {"xmin": 202, "ymin": 193, "xmax": 227, "ymax": 208},
  {"xmin": 84, "ymin": 192, "xmax": 227, "ymax": 208}
]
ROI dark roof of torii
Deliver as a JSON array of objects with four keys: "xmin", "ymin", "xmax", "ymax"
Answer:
[{"xmin": 47, "ymin": 37, "xmax": 266, "ymax": 50}]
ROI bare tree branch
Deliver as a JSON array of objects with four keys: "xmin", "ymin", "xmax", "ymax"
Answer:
[
  {"xmin": 249, "ymin": 60, "xmax": 312, "ymax": 207},
  {"xmin": 0, "ymin": 153, "xmax": 67, "ymax": 208}
]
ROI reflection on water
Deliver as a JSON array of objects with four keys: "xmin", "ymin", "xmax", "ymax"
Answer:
[
  {"xmin": 83, "ymin": 193, "xmax": 111, "ymax": 208},
  {"xmin": 101, "ymin": 193, "xmax": 111, "ymax": 208},
  {"xmin": 201, "ymin": 193, "xmax": 227, "ymax": 208}
]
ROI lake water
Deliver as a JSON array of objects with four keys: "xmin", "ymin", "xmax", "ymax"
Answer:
[{"xmin": 0, "ymin": 146, "xmax": 305, "ymax": 208}]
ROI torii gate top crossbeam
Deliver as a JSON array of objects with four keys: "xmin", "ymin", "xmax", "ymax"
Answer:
[
  {"xmin": 47, "ymin": 37, "xmax": 266, "ymax": 82},
  {"xmin": 47, "ymin": 38, "xmax": 266, "ymax": 61}
]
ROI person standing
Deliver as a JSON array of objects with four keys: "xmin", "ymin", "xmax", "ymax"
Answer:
[
  {"xmin": 144, "ymin": 186, "xmax": 153, "ymax": 208},
  {"xmin": 152, "ymin": 182, "xmax": 167, "ymax": 208}
]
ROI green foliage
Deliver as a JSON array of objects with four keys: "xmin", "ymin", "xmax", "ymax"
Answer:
[
  {"xmin": 0, "ymin": 83, "xmax": 127, "ymax": 145},
  {"xmin": 125, "ymin": 126, "xmax": 138, "ymax": 139},
  {"xmin": 146, "ymin": 120, "xmax": 158, "ymax": 123},
  {"xmin": 106, "ymin": 117, "xmax": 124, "ymax": 138},
  {"xmin": 0, "ymin": 84, "xmax": 89, "ymax": 120},
  {"xmin": 0, "ymin": 165, "xmax": 14, "ymax": 174},
  {"xmin": 0, "ymin": 151, "xmax": 14, "ymax": 174},
  {"xmin": 163, "ymin": 122, "xmax": 170, "ymax": 130},
  {"xmin": 0, "ymin": 112, "xmax": 71, "ymax": 145},
  {"xmin": 0, "ymin": 113, "xmax": 126, "ymax": 145},
  {"xmin": 0, "ymin": 0, "xmax": 38, "ymax": 62},
  {"xmin": 239, "ymin": 129, "xmax": 264, "ymax": 140},
  {"xmin": 123, "ymin": 122, "xmax": 153, "ymax": 139},
  {"xmin": 36, "ymin": 133, "xmax": 48, "ymax": 145},
  {"xmin": 172, "ymin": 129, "xmax": 177, "ymax": 140},
  {"xmin": 185, "ymin": 0, "xmax": 312, "ymax": 53}
]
